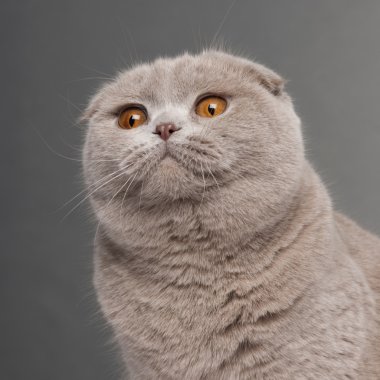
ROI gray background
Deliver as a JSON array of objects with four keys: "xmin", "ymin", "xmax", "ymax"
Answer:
[{"xmin": 1, "ymin": 1, "xmax": 380, "ymax": 379}]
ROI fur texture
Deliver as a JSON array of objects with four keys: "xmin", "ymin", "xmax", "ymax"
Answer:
[{"xmin": 82, "ymin": 51, "xmax": 380, "ymax": 379}]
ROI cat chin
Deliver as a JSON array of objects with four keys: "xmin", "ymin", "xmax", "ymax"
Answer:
[
  {"xmin": 157, "ymin": 155, "xmax": 181, "ymax": 171},
  {"xmin": 138, "ymin": 156, "xmax": 209, "ymax": 202}
]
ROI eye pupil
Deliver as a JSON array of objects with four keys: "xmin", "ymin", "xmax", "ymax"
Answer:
[
  {"xmin": 195, "ymin": 96, "xmax": 227, "ymax": 118},
  {"xmin": 129, "ymin": 114, "xmax": 142, "ymax": 128},
  {"xmin": 118, "ymin": 107, "xmax": 147, "ymax": 129}
]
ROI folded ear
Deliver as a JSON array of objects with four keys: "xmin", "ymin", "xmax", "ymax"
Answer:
[
  {"xmin": 79, "ymin": 93, "xmax": 101, "ymax": 124},
  {"xmin": 247, "ymin": 62, "xmax": 286, "ymax": 97}
]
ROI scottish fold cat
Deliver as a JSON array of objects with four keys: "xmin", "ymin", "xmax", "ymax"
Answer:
[{"xmin": 81, "ymin": 51, "xmax": 380, "ymax": 379}]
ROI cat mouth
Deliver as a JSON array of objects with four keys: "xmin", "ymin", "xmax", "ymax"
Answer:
[
  {"xmin": 122, "ymin": 139, "xmax": 228, "ymax": 187},
  {"xmin": 157, "ymin": 149, "xmax": 185, "ymax": 173},
  {"xmin": 158, "ymin": 155, "xmax": 180, "ymax": 169},
  {"xmin": 149, "ymin": 145, "xmax": 231, "ymax": 195},
  {"xmin": 116, "ymin": 141, "xmax": 234, "ymax": 201},
  {"xmin": 163, "ymin": 143, "xmax": 222, "ymax": 175}
]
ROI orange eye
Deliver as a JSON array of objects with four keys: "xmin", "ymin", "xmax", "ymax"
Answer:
[
  {"xmin": 118, "ymin": 107, "xmax": 147, "ymax": 129},
  {"xmin": 195, "ymin": 96, "xmax": 227, "ymax": 118}
]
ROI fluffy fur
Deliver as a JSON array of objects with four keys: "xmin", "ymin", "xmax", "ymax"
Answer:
[{"xmin": 82, "ymin": 51, "xmax": 380, "ymax": 379}]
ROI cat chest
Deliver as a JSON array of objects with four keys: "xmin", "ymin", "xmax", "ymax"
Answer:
[
  {"xmin": 95, "ymin": 251, "xmax": 371, "ymax": 378},
  {"xmin": 102, "ymin": 276, "xmax": 291, "ymax": 376}
]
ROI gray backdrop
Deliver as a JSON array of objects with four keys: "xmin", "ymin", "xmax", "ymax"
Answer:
[{"xmin": 1, "ymin": 1, "xmax": 380, "ymax": 379}]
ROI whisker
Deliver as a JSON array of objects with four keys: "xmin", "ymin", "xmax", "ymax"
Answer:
[
  {"xmin": 58, "ymin": 137, "xmax": 83, "ymax": 153},
  {"xmin": 195, "ymin": 159, "xmax": 207, "ymax": 215},
  {"xmin": 120, "ymin": 171, "xmax": 139, "ymax": 235},
  {"xmin": 58, "ymin": 163, "xmax": 133, "ymax": 211},
  {"xmin": 35, "ymin": 127, "xmax": 120, "ymax": 163},
  {"xmin": 204, "ymin": 160, "xmax": 226, "ymax": 216},
  {"xmin": 198, "ymin": 118, "xmax": 214, "ymax": 141},
  {"xmin": 35, "ymin": 128, "xmax": 83, "ymax": 162},
  {"xmin": 138, "ymin": 178, "xmax": 145, "ymax": 212},
  {"xmin": 120, "ymin": 183, "xmax": 129, "ymax": 234},
  {"xmin": 61, "ymin": 169, "xmax": 130, "ymax": 221},
  {"xmin": 67, "ymin": 76, "xmax": 112, "ymax": 84},
  {"xmin": 210, "ymin": 0, "xmax": 238, "ymax": 48},
  {"xmin": 204, "ymin": 161, "xmax": 221, "ymax": 192},
  {"xmin": 94, "ymin": 219, "xmax": 102, "ymax": 243},
  {"xmin": 95, "ymin": 174, "xmax": 135, "ymax": 240},
  {"xmin": 58, "ymin": 93, "xmax": 84, "ymax": 115},
  {"xmin": 77, "ymin": 63, "xmax": 113, "ymax": 79},
  {"xmin": 115, "ymin": 15, "xmax": 139, "ymax": 65}
]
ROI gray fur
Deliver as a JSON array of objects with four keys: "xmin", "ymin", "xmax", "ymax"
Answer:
[{"xmin": 82, "ymin": 51, "xmax": 380, "ymax": 379}]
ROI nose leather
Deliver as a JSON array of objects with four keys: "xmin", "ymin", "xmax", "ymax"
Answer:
[{"xmin": 155, "ymin": 123, "xmax": 179, "ymax": 141}]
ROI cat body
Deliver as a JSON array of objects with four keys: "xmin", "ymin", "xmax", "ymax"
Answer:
[{"xmin": 82, "ymin": 51, "xmax": 380, "ymax": 379}]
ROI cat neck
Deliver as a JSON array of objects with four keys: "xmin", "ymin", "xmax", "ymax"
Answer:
[
  {"xmin": 96, "ymin": 162, "xmax": 338, "ymax": 325},
  {"xmin": 98, "ymin": 161, "xmax": 335, "ymax": 289}
]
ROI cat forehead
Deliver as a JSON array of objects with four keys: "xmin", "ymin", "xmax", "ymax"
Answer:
[
  {"xmin": 121, "ymin": 51, "xmax": 249, "ymax": 83},
  {"xmin": 84, "ymin": 51, "xmax": 284, "ymax": 119},
  {"xmin": 108, "ymin": 52, "xmax": 258, "ymax": 102}
]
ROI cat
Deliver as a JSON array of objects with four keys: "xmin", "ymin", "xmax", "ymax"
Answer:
[{"xmin": 81, "ymin": 50, "xmax": 380, "ymax": 379}]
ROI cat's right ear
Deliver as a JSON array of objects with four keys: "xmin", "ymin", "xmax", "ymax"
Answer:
[{"xmin": 79, "ymin": 93, "xmax": 101, "ymax": 124}]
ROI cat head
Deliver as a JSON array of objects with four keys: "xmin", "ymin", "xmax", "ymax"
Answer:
[{"xmin": 82, "ymin": 50, "xmax": 304, "ymax": 229}]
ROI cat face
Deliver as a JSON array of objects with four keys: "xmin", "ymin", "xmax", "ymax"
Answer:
[{"xmin": 82, "ymin": 51, "xmax": 304, "ymax": 217}]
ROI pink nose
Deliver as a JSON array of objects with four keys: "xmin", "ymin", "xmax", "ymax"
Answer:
[{"xmin": 155, "ymin": 123, "xmax": 180, "ymax": 141}]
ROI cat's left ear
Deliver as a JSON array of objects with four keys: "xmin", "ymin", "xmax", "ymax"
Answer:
[{"xmin": 247, "ymin": 62, "xmax": 286, "ymax": 97}]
